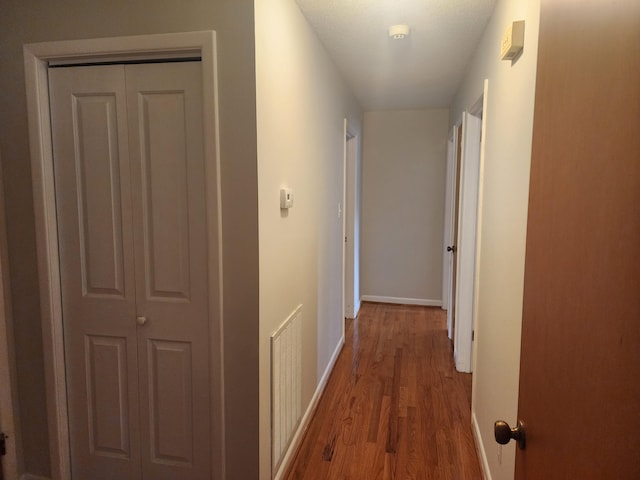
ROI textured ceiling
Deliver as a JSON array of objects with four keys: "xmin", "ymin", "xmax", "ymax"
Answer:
[{"xmin": 295, "ymin": 0, "xmax": 496, "ymax": 110}]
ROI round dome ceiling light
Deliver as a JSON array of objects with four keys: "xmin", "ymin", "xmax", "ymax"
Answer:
[{"xmin": 388, "ymin": 24, "xmax": 410, "ymax": 40}]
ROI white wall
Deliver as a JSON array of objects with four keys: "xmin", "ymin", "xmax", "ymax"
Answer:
[
  {"xmin": 255, "ymin": 0, "xmax": 362, "ymax": 478},
  {"xmin": 450, "ymin": 0, "xmax": 541, "ymax": 478},
  {"xmin": 361, "ymin": 109, "xmax": 449, "ymax": 305}
]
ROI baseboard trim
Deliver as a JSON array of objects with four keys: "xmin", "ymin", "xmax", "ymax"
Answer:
[
  {"xmin": 21, "ymin": 474, "xmax": 51, "ymax": 480},
  {"xmin": 273, "ymin": 334, "xmax": 345, "ymax": 480},
  {"xmin": 472, "ymin": 412, "xmax": 491, "ymax": 480},
  {"xmin": 360, "ymin": 295, "xmax": 442, "ymax": 307}
]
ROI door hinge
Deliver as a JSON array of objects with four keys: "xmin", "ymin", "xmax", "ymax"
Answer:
[
  {"xmin": 0, "ymin": 432, "xmax": 7, "ymax": 456},
  {"xmin": 472, "ymin": 330, "xmax": 475, "ymax": 341}
]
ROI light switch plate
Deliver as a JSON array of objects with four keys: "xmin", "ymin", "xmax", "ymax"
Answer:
[{"xmin": 280, "ymin": 188, "xmax": 293, "ymax": 209}]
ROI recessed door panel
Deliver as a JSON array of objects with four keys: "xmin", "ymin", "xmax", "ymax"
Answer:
[
  {"xmin": 72, "ymin": 94, "xmax": 126, "ymax": 298},
  {"xmin": 139, "ymin": 92, "xmax": 191, "ymax": 301},
  {"xmin": 148, "ymin": 340, "xmax": 193, "ymax": 466},
  {"xmin": 86, "ymin": 335, "xmax": 130, "ymax": 458}
]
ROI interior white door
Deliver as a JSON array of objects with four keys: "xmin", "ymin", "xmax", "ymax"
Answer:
[
  {"xmin": 442, "ymin": 127, "xmax": 457, "ymax": 339},
  {"xmin": 49, "ymin": 61, "xmax": 210, "ymax": 480},
  {"xmin": 125, "ymin": 62, "xmax": 210, "ymax": 480},
  {"xmin": 454, "ymin": 111, "xmax": 482, "ymax": 373},
  {"xmin": 50, "ymin": 64, "xmax": 141, "ymax": 480}
]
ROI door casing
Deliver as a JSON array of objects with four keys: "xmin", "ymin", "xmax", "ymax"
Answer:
[
  {"xmin": 343, "ymin": 122, "xmax": 358, "ymax": 320},
  {"xmin": 453, "ymin": 82, "xmax": 488, "ymax": 374},
  {"xmin": 23, "ymin": 31, "xmax": 224, "ymax": 480}
]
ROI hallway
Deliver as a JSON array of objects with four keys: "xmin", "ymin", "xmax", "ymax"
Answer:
[{"xmin": 285, "ymin": 303, "xmax": 482, "ymax": 479}]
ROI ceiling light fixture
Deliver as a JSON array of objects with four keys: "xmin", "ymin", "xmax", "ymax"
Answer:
[{"xmin": 388, "ymin": 24, "xmax": 410, "ymax": 40}]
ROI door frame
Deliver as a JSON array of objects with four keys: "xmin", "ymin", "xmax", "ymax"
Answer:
[
  {"xmin": 453, "ymin": 81, "xmax": 488, "ymax": 373},
  {"xmin": 0, "ymin": 152, "xmax": 20, "ymax": 480},
  {"xmin": 342, "ymin": 121, "xmax": 358, "ymax": 320},
  {"xmin": 23, "ymin": 31, "xmax": 224, "ymax": 480},
  {"xmin": 470, "ymin": 82, "xmax": 489, "ymax": 390}
]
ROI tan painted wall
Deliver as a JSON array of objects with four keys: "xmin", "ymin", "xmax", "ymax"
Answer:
[
  {"xmin": 361, "ymin": 109, "xmax": 449, "ymax": 304},
  {"xmin": 0, "ymin": 150, "xmax": 22, "ymax": 478},
  {"xmin": 0, "ymin": 1, "xmax": 259, "ymax": 477},
  {"xmin": 450, "ymin": 0, "xmax": 541, "ymax": 478},
  {"xmin": 255, "ymin": 0, "xmax": 362, "ymax": 477}
]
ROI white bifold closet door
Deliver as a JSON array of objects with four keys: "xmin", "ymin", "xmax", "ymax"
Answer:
[{"xmin": 49, "ymin": 61, "xmax": 210, "ymax": 480}]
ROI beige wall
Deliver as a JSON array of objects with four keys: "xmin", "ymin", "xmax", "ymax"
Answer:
[
  {"xmin": 361, "ymin": 109, "xmax": 449, "ymax": 304},
  {"xmin": 0, "ymin": 151, "xmax": 21, "ymax": 478},
  {"xmin": 255, "ymin": 0, "xmax": 362, "ymax": 477},
  {"xmin": 0, "ymin": 1, "xmax": 259, "ymax": 477},
  {"xmin": 450, "ymin": 0, "xmax": 541, "ymax": 478}
]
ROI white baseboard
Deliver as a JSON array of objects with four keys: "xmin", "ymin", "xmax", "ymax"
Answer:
[
  {"xmin": 273, "ymin": 334, "xmax": 345, "ymax": 480},
  {"xmin": 472, "ymin": 412, "xmax": 491, "ymax": 480},
  {"xmin": 360, "ymin": 295, "xmax": 442, "ymax": 307},
  {"xmin": 21, "ymin": 475, "xmax": 51, "ymax": 480}
]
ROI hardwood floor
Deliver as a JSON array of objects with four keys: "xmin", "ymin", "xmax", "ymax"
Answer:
[{"xmin": 284, "ymin": 302, "xmax": 482, "ymax": 480}]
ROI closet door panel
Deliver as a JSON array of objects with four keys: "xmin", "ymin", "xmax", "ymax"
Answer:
[
  {"xmin": 148, "ymin": 339, "xmax": 193, "ymax": 465},
  {"xmin": 138, "ymin": 90, "xmax": 191, "ymax": 300},
  {"xmin": 49, "ymin": 65, "xmax": 141, "ymax": 480},
  {"xmin": 85, "ymin": 335, "xmax": 131, "ymax": 457},
  {"xmin": 126, "ymin": 61, "xmax": 211, "ymax": 480}
]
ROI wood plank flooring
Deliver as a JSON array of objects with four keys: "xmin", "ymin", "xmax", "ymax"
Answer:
[{"xmin": 284, "ymin": 302, "xmax": 482, "ymax": 480}]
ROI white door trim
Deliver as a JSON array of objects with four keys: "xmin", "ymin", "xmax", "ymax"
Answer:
[
  {"xmin": 453, "ymin": 81, "xmax": 489, "ymax": 374},
  {"xmin": 23, "ymin": 31, "xmax": 225, "ymax": 480},
  {"xmin": 347, "ymin": 133, "xmax": 359, "ymax": 318},
  {"xmin": 342, "ymin": 120, "xmax": 347, "ymax": 337},
  {"xmin": 343, "ymin": 122, "xmax": 358, "ymax": 320},
  {"xmin": 0, "ymin": 152, "xmax": 21, "ymax": 480},
  {"xmin": 470, "ymin": 80, "xmax": 489, "ymax": 405}
]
